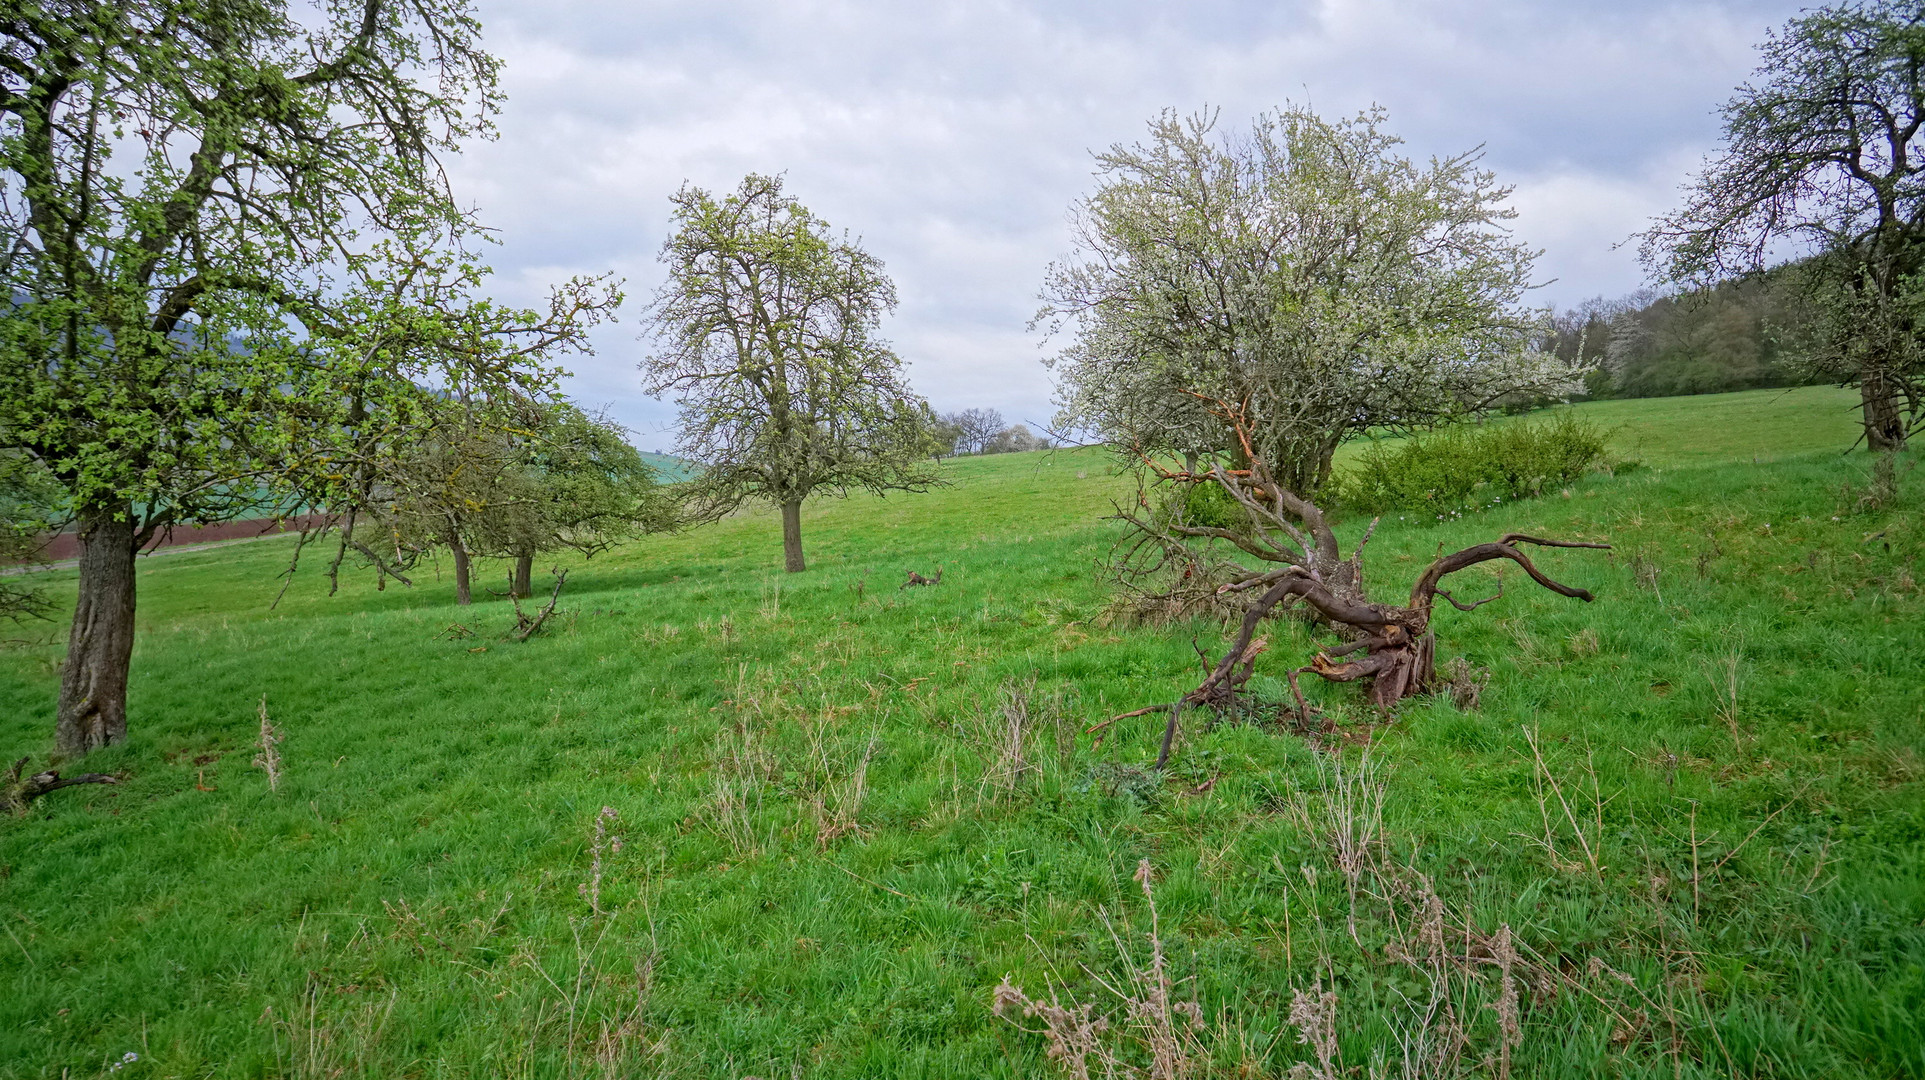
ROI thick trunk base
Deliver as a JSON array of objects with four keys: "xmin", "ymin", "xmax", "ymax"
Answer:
[
  {"xmin": 452, "ymin": 542, "xmax": 472, "ymax": 605},
  {"xmin": 512, "ymin": 553, "xmax": 533, "ymax": 599},
  {"xmin": 1863, "ymin": 371, "xmax": 1909, "ymax": 452},
  {"xmin": 781, "ymin": 500, "xmax": 806, "ymax": 573},
  {"xmin": 56, "ymin": 507, "xmax": 137, "ymax": 757}
]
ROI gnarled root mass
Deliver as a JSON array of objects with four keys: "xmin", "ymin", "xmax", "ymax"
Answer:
[{"xmin": 1111, "ymin": 401, "xmax": 1609, "ymax": 767}]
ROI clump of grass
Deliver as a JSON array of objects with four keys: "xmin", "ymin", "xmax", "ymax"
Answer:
[{"xmin": 991, "ymin": 860, "xmax": 1211, "ymax": 1079}]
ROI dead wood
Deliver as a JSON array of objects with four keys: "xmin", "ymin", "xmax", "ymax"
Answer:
[
  {"xmin": 1112, "ymin": 396, "xmax": 1610, "ymax": 766},
  {"xmin": 508, "ymin": 568, "xmax": 568, "ymax": 641},
  {"xmin": 3, "ymin": 756, "xmax": 119, "ymax": 814},
  {"xmin": 900, "ymin": 569, "xmax": 942, "ymax": 589}
]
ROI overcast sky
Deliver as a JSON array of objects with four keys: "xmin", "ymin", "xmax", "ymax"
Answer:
[{"xmin": 444, "ymin": 0, "xmax": 1811, "ymax": 448}]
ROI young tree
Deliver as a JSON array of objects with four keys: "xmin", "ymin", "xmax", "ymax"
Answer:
[
  {"xmin": 1642, "ymin": 0, "xmax": 1925, "ymax": 450},
  {"xmin": 481, "ymin": 403, "xmax": 679, "ymax": 599},
  {"xmin": 0, "ymin": 0, "xmax": 602, "ymax": 754},
  {"xmin": 643, "ymin": 174, "xmax": 937, "ymax": 572},
  {"xmin": 1040, "ymin": 107, "xmax": 1581, "ymax": 497},
  {"xmin": 926, "ymin": 413, "xmax": 966, "ymax": 458}
]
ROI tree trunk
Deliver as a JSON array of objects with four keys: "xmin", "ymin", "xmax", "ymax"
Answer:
[
  {"xmin": 513, "ymin": 552, "xmax": 533, "ymax": 599},
  {"xmin": 56, "ymin": 505, "xmax": 137, "ymax": 757},
  {"xmin": 1862, "ymin": 368, "xmax": 1908, "ymax": 451},
  {"xmin": 781, "ymin": 500, "xmax": 806, "ymax": 573},
  {"xmin": 451, "ymin": 539, "xmax": 472, "ymax": 605}
]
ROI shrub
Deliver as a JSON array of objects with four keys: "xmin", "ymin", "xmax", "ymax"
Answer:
[
  {"xmin": 1178, "ymin": 478, "xmax": 1245, "ymax": 531},
  {"xmin": 1340, "ymin": 411, "xmax": 1614, "ymax": 517}
]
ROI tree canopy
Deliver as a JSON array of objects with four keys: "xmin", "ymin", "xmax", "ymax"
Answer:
[{"xmin": 1040, "ymin": 107, "xmax": 1579, "ymax": 496}]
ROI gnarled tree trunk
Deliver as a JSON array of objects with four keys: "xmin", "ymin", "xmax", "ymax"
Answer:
[
  {"xmin": 56, "ymin": 504, "xmax": 137, "ymax": 757},
  {"xmin": 512, "ymin": 551, "xmax": 534, "ymax": 599},
  {"xmin": 781, "ymin": 500, "xmax": 806, "ymax": 573},
  {"xmin": 450, "ymin": 538, "xmax": 473, "ymax": 605},
  {"xmin": 1862, "ymin": 367, "xmax": 1909, "ymax": 451}
]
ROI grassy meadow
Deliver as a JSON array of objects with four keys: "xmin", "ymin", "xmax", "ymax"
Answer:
[{"xmin": 1, "ymin": 385, "xmax": 1920, "ymax": 1079}]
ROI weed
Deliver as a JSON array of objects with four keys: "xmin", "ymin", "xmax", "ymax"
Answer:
[
  {"xmin": 253, "ymin": 694, "xmax": 282, "ymax": 793},
  {"xmin": 580, "ymin": 806, "xmax": 624, "ymax": 917}
]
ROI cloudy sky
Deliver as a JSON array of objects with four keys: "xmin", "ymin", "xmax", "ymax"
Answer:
[{"xmin": 445, "ymin": 0, "xmax": 1811, "ymax": 448}]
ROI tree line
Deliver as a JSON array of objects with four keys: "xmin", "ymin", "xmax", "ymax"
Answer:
[
  {"xmin": 4, "ymin": 0, "xmax": 1920, "ymax": 761},
  {"xmin": 1545, "ymin": 270, "xmax": 1821, "ymax": 401}
]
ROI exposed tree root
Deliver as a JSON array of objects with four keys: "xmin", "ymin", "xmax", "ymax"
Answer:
[
  {"xmin": 3, "ymin": 756, "xmax": 119, "ymax": 814},
  {"xmin": 1112, "ymin": 398, "xmax": 1610, "ymax": 766}
]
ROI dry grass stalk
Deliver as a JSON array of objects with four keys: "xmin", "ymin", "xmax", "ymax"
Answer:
[
  {"xmin": 991, "ymin": 859, "xmax": 1210, "ymax": 1079},
  {"xmin": 702, "ymin": 724, "xmax": 777, "ymax": 859},
  {"xmin": 1286, "ymin": 983, "xmax": 1340, "ymax": 1080},
  {"xmin": 580, "ymin": 806, "xmax": 624, "ymax": 917},
  {"xmin": 809, "ymin": 731, "xmax": 876, "ymax": 849},
  {"xmin": 1703, "ymin": 644, "xmax": 1745, "ymax": 748},
  {"xmin": 1518, "ymin": 725, "xmax": 1609, "ymax": 877},
  {"xmin": 975, "ymin": 678, "xmax": 1040, "ymax": 801},
  {"xmin": 254, "ymin": 694, "xmax": 283, "ymax": 793},
  {"xmin": 1489, "ymin": 924, "xmax": 1521, "ymax": 1080},
  {"xmin": 1284, "ymin": 750, "xmax": 1387, "ymax": 947}
]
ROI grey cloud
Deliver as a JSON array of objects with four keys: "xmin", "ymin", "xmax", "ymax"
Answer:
[{"xmin": 450, "ymin": 0, "xmax": 1810, "ymax": 435}]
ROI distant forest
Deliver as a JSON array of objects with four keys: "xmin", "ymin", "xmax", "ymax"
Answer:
[{"xmin": 1546, "ymin": 269, "xmax": 1825, "ymax": 400}]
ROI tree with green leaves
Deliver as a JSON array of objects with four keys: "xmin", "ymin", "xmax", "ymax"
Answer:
[
  {"xmin": 471, "ymin": 401, "xmax": 678, "ymax": 599},
  {"xmin": 0, "ymin": 0, "xmax": 611, "ymax": 755},
  {"xmin": 1642, "ymin": 0, "xmax": 1925, "ymax": 450},
  {"xmin": 1040, "ymin": 106, "xmax": 1578, "ymax": 498},
  {"xmin": 643, "ymin": 174, "xmax": 937, "ymax": 573},
  {"xmin": 0, "ymin": 450, "xmax": 59, "ymax": 624}
]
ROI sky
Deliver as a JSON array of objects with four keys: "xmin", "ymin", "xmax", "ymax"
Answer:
[{"xmin": 444, "ymin": 0, "xmax": 1812, "ymax": 449}]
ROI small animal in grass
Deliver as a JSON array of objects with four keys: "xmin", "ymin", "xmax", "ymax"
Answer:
[{"xmin": 900, "ymin": 568, "xmax": 943, "ymax": 589}]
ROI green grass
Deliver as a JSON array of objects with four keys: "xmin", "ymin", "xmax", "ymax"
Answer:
[
  {"xmin": 1565, "ymin": 385, "xmax": 1865, "ymax": 467},
  {"xmin": 1, "ymin": 390, "xmax": 1920, "ymax": 1079}
]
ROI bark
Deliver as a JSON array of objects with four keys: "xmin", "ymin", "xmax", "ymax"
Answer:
[
  {"xmin": 55, "ymin": 505, "xmax": 138, "ymax": 757},
  {"xmin": 451, "ymin": 538, "xmax": 472, "ymax": 605},
  {"xmin": 1862, "ymin": 368, "xmax": 1909, "ymax": 451},
  {"xmin": 512, "ymin": 552, "xmax": 533, "ymax": 599},
  {"xmin": 781, "ymin": 500, "xmax": 806, "ymax": 573}
]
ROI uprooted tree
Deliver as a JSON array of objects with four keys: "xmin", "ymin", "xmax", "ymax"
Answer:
[
  {"xmin": 1040, "ymin": 106, "xmax": 1606, "ymax": 762},
  {"xmin": 1112, "ymin": 400, "xmax": 1609, "ymax": 766}
]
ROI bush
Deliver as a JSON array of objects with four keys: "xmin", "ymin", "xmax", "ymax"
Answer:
[
  {"xmin": 1179, "ymin": 478, "xmax": 1246, "ymax": 530},
  {"xmin": 1340, "ymin": 411, "xmax": 1614, "ymax": 517}
]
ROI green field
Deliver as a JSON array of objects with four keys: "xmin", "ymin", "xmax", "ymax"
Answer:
[{"xmin": 1, "ymin": 386, "xmax": 1920, "ymax": 1079}]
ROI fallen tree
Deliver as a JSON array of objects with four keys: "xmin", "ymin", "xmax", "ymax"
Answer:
[{"xmin": 1112, "ymin": 400, "xmax": 1610, "ymax": 767}]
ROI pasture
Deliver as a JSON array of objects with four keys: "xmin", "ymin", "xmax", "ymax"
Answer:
[{"xmin": 1, "ymin": 385, "xmax": 1919, "ymax": 1079}]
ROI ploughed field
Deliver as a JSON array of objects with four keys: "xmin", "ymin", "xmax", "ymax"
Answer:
[{"xmin": 1, "ymin": 385, "xmax": 1919, "ymax": 1079}]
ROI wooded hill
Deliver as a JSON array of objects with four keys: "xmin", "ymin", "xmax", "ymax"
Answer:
[{"xmin": 1548, "ymin": 270, "xmax": 1823, "ymax": 400}]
